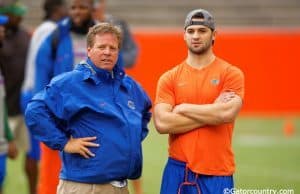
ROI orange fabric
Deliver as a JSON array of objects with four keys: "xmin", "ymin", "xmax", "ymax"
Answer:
[
  {"xmin": 37, "ymin": 143, "xmax": 61, "ymax": 194},
  {"xmin": 38, "ymin": 29, "xmax": 300, "ymax": 192},
  {"xmin": 126, "ymin": 29, "xmax": 300, "ymax": 114},
  {"xmin": 155, "ymin": 57, "xmax": 244, "ymax": 175}
]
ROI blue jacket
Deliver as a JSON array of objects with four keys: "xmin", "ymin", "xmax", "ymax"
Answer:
[
  {"xmin": 21, "ymin": 18, "xmax": 114, "ymax": 111},
  {"xmin": 35, "ymin": 18, "xmax": 76, "ymax": 92},
  {"xmin": 25, "ymin": 58, "xmax": 152, "ymax": 183},
  {"xmin": 20, "ymin": 18, "xmax": 75, "ymax": 112}
]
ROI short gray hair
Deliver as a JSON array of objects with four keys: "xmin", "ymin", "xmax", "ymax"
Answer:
[{"xmin": 87, "ymin": 22, "xmax": 122, "ymax": 49}]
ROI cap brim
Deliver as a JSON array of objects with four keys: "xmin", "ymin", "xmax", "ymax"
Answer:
[
  {"xmin": 0, "ymin": 15, "xmax": 8, "ymax": 25},
  {"xmin": 0, "ymin": 4, "xmax": 27, "ymax": 16},
  {"xmin": 11, "ymin": 5, "xmax": 27, "ymax": 16}
]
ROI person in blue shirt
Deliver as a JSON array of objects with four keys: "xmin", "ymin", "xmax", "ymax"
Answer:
[
  {"xmin": 22, "ymin": 1, "xmax": 97, "ymax": 192},
  {"xmin": 0, "ymin": 14, "xmax": 18, "ymax": 194},
  {"xmin": 25, "ymin": 22, "xmax": 152, "ymax": 194},
  {"xmin": 20, "ymin": 1, "xmax": 67, "ymax": 193}
]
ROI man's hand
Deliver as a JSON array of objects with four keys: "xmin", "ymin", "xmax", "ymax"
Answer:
[
  {"xmin": 63, "ymin": 136, "xmax": 100, "ymax": 159},
  {"xmin": 7, "ymin": 141, "xmax": 18, "ymax": 160},
  {"xmin": 169, "ymin": 91, "xmax": 242, "ymax": 126},
  {"xmin": 172, "ymin": 103, "xmax": 188, "ymax": 114},
  {"xmin": 214, "ymin": 91, "xmax": 236, "ymax": 103},
  {"xmin": 173, "ymin": 92, "xmax": 236, "ymax": 114}
]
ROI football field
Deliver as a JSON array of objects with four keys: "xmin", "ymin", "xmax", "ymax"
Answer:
[{"xmin": 4, "ymin": 117, "xmax": 300, "ymax": 194}]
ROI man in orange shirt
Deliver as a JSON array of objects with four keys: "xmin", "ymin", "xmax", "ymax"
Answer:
[{"xmin": 154, "ymin": 9, "xmax": 244, "ymax": 194}]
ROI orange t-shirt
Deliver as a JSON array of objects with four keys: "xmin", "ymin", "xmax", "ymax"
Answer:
[{"xmin": 155, "ymin": 57, "xmax": 245, "ymax": 175}]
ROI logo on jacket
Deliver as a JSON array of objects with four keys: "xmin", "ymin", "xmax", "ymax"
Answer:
[
  {"xmin": 211, "ymin": 78, "xmax": 220, "ymax": 86},
  {"xmin": 127, "ymin": 100, "xmax": 135, "ymax": 110},
  {"xmin": 100, "ymin": 102, "xmax": 106, "ymax": 107}
]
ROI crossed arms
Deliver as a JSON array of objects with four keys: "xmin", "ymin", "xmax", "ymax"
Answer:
[{"xmin": 153, "ymin": 92, "xmax": 243, "ymax": 134}]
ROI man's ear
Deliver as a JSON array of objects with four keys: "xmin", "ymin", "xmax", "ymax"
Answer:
[
  {"xmin": 212, "ymin": 30, "xmax": 217, "ymax": 41},
  {"xmin": 87, "ymin": 47, "xmax": 91, "ymax": 57},
  {"xmin": 212, "ymin": 30, "xmax": 217, "ymax": 45}
]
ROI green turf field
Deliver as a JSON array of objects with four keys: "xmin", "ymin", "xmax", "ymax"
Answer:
[{"xmin": 3, "ymin": 117, "xmax": 300, "ymax": 194}]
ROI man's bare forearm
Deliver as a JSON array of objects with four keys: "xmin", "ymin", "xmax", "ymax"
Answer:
[
  {"xmin": 173, "ymin": 95, "xmax": 242, "ymax": 125},
  {"xmin": 154, "ymin": 103, "xmax": 206, "ymax": 134}
]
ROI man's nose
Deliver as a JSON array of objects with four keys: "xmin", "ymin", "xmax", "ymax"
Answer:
[
  {"xmin": 192, "ymin": 32, "xmax": 200, "ymax": 39},
  {"xmin": 103, "ymin": 47, "xmax": 111, "ymax": 54}
]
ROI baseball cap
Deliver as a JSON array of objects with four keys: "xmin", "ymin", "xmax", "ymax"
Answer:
[
  {"xmin": 0, "ymin": 1, "xmax": 27, "ymax": 16},
  {"xmin": 0, "ymin": 14, "xmax": 8, "ymax": 24},
  {"xmin": 184, "ymin": 9, "xmax": 215, "ymax": 30}
]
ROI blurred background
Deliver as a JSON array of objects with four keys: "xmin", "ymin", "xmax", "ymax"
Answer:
[
  {"xmin": 20, "ymin": 0, "xmax": 300, "ymax": 29},
  {"xmin": 3, "ymin": 0, "xmax": 300, "ymax": 194}
]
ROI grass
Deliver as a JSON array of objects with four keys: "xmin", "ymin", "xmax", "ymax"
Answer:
[{"xmin": 4, "ymin": 117, "xmax": 300, "ymax": 194}]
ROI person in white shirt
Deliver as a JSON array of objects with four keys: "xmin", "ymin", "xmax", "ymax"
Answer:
[{"xmin": 20, "ymin": 1, "xmax": 67, "ymax": 194}]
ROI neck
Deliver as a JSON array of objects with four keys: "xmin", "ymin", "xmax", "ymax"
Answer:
[
  {"xmin": 51, "ymin": 13, "xmax": 63, "ymax": 22},
  {"xmin": 97, "ymin": 15, "xmax": 105, "ymax": 22},
  {"xmin": 70, "ymin": 18, "xmax": 94, "ymax": 35},
  {"xmin": 186, "ymin": 49, "xmax": 215, "ymax": 69}
]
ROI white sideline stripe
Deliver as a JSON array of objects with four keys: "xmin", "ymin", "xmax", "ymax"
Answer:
[{"xmin": 234, "ymin": 135, "xmax": 300, "ymax": 147}]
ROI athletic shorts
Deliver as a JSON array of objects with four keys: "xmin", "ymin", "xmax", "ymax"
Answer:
[
  {"xmin": 26, "ymin": 130, "xmax": 40, "ymax": 161},
  {"xmin": 160, "ymin": 157, "xmax": 234, "ymax": 194},
  {"xmin": 0, "ymin": 154, "xmax": 7, "ymax": 187}
]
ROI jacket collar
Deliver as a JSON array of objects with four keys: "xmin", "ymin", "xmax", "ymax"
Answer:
[{"xmin": 78, "ymin": 58, "xmax": 126, "ymax": 85}]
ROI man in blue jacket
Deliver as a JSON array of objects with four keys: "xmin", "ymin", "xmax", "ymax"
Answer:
[
  {"xmin": 21, "ymin": 0, "xmax": 97, "ymax": 192},
  {"xmin": 22, "ymin": 1, "xmax": 141, "ymax": 193},
  {"xmin": 25, "ymin": 22, "xmax": 151, "ymax": 194}
]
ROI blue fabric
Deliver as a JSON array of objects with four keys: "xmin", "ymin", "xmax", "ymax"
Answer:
[
  {"xmin": 20, "ymin": 18, "xmax": 72, "ymax": 112},
  {"xmin": 160, "ymin": 158, "xmax": 234, "ymax": 194},
  {"xmin": 20, "ymin": 18, "xmax": 122, "ymax": 161},
  {"xmin": 25, "ymin": 58, "xmax": 152, "ymax": 183},
  {"xmin": 34, "ymin": 18, "xmax": 74, "ymax": 94},
  {"xmin": 0, "ymin": 154, "xmax": 6, "ymax": 187},
  {"xmin": 20, "ymin": 18, "xmax": 125, "ymax": 111},
  {"xmin": 0, "ymin": 15, "xmax": 8, "ymax": 25},
  {"xmin": 20, "ymin": 18, "xmax": 74, "ymax": 162},
  {"xmin": 26, "ymin": 128, "xmax": 41, "ymax": 160}
]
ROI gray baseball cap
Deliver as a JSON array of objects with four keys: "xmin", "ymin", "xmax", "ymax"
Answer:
[{"xmin": 184, "ymin": 9, "xmax": 215, "ymax": 30}]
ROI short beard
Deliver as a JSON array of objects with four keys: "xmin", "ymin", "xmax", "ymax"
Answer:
[{"xmin": 188, "ymin": 41, "xmax": 211, "ymax": 55}]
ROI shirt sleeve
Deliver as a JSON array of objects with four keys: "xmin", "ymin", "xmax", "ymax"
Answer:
[
  {"xmin": 34, "ymin": 34, "xmax": 55, "ymax": 94},
  {"xmin": 21, "ymin": 24, "xmax": 57, "ymax": 113},
  {"xmin": 141, "ymin": 91, "xmax": 152, "ymax": 141},
  {"xmin": 222, "ymin": 65, "xmax": 245, "ymax": 99},
  {"xmin": 155, "ymin": 71, "xmax": 175, "ymax": 106},
  {"xmin": 25, "ymin": 85, "xmax": 69, "ymax": 151}
]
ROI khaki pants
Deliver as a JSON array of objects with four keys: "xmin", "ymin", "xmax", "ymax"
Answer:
[
  {"xmin": 9, "ymin": 115, "xmax": 29, "ymax": 152},
  {"xmin": 57, "ymin": 180, "xmax": 130, "ymax": 194}
]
